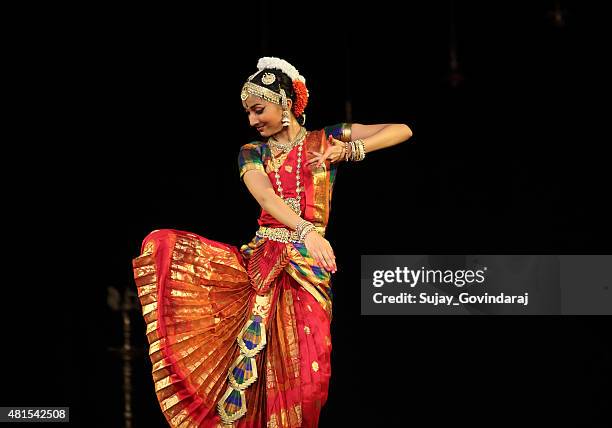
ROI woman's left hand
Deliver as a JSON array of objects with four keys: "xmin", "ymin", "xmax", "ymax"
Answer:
[{"xmin": 306, "ymin": 135, "xmax": 345, "ymax": 167}]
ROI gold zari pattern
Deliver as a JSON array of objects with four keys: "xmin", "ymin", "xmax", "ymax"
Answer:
[
  {"xmin": 266, "ymin": 404, "xmax": 303, "ymax": 428},
  {"xmin": 133, "ymin": 230, "xmax": 253, "ymax": 427}
]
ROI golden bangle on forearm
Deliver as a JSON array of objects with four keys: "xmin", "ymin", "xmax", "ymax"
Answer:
[
  {"xmin": 295, "ymin": 219, "xmax": 313, "ymax": 239},
  {"xmin": 299, "ymin": 223, "xmax": 316, "ymax": 241},
  {"xmin": 344, "ymin": 139, "xmax": 366, "ymax": 162},
  {"xmin": 345, "ymin": 141, "xmax": 353, "ymax": 161},
  {"xmin": 295, "ymin": 219, "xmax": 316, "ymax": 241},
  {"xmin": 340, "ymin": 123, "xmax": 352, "ymax": 142}
]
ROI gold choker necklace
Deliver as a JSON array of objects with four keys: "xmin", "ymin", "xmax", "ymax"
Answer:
[{"xmin": 268, "ymin": 127, "xmax": 307, "ymax": 154}]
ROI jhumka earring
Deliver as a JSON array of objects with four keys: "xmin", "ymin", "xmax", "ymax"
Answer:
[
  {"xmin": 280, "ymin": 89, "xmax": 290, "ymax": 127},
  {"xmin": 282, "ymin": 110, "xmax": 290, "ymax": 127}
]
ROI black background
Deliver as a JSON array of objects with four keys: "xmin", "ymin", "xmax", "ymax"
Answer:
[{"xmin": 4, "ymin": 1, "xmax": 611, "ymax": 427}]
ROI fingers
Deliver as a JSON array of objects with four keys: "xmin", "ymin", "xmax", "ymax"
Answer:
[
  {"xmin": 306, "ymin": 152, "xmax": 321, "ymax": 166},
  {"xmin": 307, "ymin": 148, "xmax": 335, "ymax": 167},
  {"xmin": 323, "ymin": 252, "xmax": 337, "ymax": 273},
  {"xmin": 314, "ymin": 248, "xmax": 337, "ymax": 273},
  {"xmin": 306, "ymin": 135, "xmax": 342, "ymax": 167},
  {"xmin": 306, "ymin": 152, "xmax": 327, "ymax": 167},
  {"xmin": 305, "ymin": 235, "xmax": 337, "ymax": 273},
  {"xmin": 317, "ymin": 149, "xmax": 333, "ymax": 167},
  {"xmin": 324, "ymin": 135, "xmax": 337, "ymax": 167}
]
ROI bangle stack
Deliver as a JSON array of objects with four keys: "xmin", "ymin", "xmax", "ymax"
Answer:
[
  {"xmin": 342, "ymin": 139, "xmax": 367, "ymax": 162},
  {"xmin": 295, "ymin": 219, "xmax": 316, "ymax": 242}
]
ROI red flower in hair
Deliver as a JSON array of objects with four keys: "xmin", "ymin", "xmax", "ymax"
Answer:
[{"xmin": 292, "ymin": 80, "xmax": 309, "ymax": 117}]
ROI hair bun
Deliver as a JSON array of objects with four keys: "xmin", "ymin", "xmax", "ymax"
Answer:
[{"xmin": 257, "ymin": 57, "xmax": 306, "ymax": 84}]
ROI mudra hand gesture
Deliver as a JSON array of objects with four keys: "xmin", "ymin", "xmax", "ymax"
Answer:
[
  {"xmin": 306, "ymin": 135, "xmax": 345, "ymax": 168},
  {"xmin": 304, "ymin": 230, "xmax": 337, "ymax": 273}
]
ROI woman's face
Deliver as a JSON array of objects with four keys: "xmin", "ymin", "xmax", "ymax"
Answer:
[{"xmin": 243, "ymin": 95, "xmax": 285, "ymax": 138}]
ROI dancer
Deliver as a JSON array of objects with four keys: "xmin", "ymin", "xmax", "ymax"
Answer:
[{"xmin": 132, "ymin": 56, "xmax": 413, "ymax": 427}]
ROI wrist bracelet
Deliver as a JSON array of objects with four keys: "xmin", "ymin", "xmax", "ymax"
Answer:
[
  {"xmin": 350, "ymin": 139, "xmax": 366, "ymax": 161},
  {"xmin": 295, "ymin": 219, "xmax": 314, "ymax": 241},
  {"xmin": 299, "ymin": 224, "xmax": 316, "ymax": 242}
]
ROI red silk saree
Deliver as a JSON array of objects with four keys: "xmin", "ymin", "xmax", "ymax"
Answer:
[{"xmin": 132, "ymin": 124, "xmax": 351, "ymax": 427}]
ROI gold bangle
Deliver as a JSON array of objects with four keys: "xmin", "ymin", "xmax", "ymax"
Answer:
[
  {"xmin": 299, "ymin": 224, "xmax": 316, "ymax": 241},
  {"xmin": 351, "ymin": 139, "xmax": 366, "ymax": 161}
]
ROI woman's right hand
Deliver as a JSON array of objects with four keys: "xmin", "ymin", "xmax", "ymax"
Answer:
[{"xmin": 303, "ymin": 231, "xmax": 337, "ymax": 273}]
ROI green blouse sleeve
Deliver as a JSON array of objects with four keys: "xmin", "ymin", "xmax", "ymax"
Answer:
[{"xmin": 238, "ymin": 142, "xmax": 265, "ymax": 180}]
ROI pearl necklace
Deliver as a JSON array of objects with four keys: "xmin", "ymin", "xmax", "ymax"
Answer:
[{"xmin": 269, "ymin": 127, "xmax": 307, "ymax": 215}]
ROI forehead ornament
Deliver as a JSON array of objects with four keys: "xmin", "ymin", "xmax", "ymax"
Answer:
[{"xmin": 261, "ymin": 72, "xmax": 276, "ymax": 85}]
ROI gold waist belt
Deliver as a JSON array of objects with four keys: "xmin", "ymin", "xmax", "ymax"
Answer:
[{"xmin": 256, "ymin": 225, "xmax": 326, "ymax": 244}]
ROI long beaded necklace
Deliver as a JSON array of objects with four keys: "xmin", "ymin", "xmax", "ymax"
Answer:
[{"xmin": 269, "ymin": 127, "xmax": 307, "ymax": 215}]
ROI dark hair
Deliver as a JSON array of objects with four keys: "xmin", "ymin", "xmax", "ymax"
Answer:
[{"xmin": 250, "ymin": 69, "xmax": 296, "ymax": 103}]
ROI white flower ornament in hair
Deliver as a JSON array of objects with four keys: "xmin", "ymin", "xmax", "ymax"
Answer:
[
  {"xmin": 257, "ymin": 57, "xmax": 306, "ymax": 85},
  {"xmin": 256, "ymin": 57, "xmax": 310, "ymax": 117}
]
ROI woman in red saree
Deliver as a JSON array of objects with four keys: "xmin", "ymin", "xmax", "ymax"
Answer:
[{"xmin": 132, "ymin": 57, "xmax": 412, "ymax": 427}]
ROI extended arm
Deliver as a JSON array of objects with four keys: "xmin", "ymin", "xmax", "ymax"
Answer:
[
  {"xmin": 307, "ymin": 123, "xmax": 413, "ymax": 166},
  {"xmin": 351, "ymin": 123, "xmax": 413, "ymax": 154}
]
